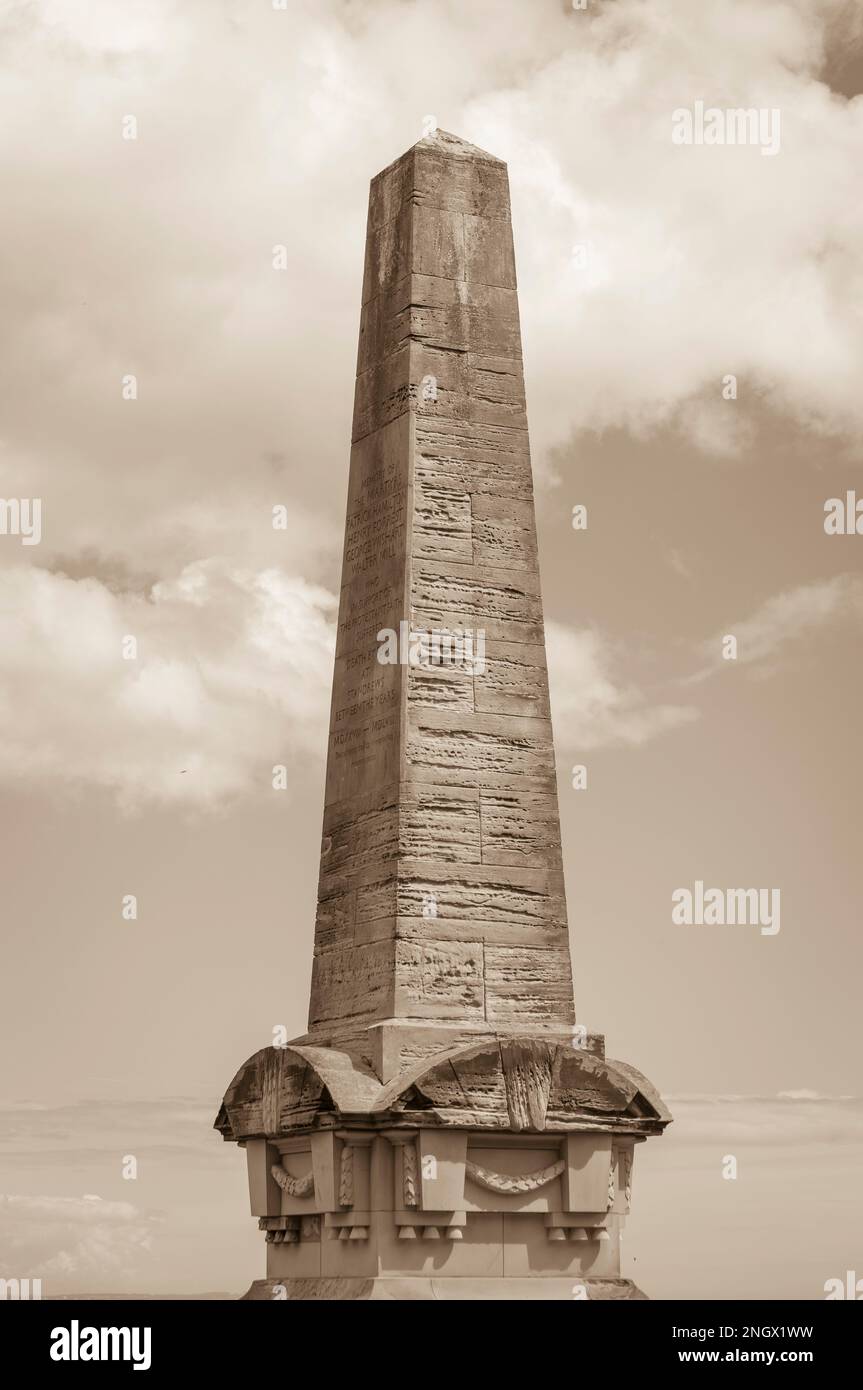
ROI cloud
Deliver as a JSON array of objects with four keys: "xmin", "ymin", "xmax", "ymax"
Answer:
[
  {"xmin": 777, "ymin": 1088, "xmax": 856, "ymax": 1100},
  {"xmin": 546, "ymin": 619, "xmax": 698, "ymax": 749},
  {"xmin": 0, "ymin": 1096, "xmax": 230, "ymax": 1169},
  {"xmin": 661, "ymin": 1092, "xmax": 863, "ymax": 1149},
  {"xmin": 0, "ymin": 1194, "xmax": 161, "ymax": 1285},
  {"xmin": 0, "ymin": 560, "xmax": 336, "ymax": 808},
  {"xmin": 0, "ymin": 2, "xmax": 860, "ymax": 787},
  {"xmin": 0, "ymin": 561, "xmax": 703, "ymax": 799},
  {"xmin": 692, "ymin": 573, "xmax": 863, "ymax": 679},
  {"xmin": 472, "ymin": 0, "xmax": 863, "ymax": 457},
  {"xmin": 0, "ymin": 0, "xmax": 861, "ymax": 588}
]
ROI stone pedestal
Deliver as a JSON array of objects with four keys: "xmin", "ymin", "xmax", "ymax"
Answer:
[{"xmin": 215, "ymin": 1033, "xmax": 669, "ymax": 1299}]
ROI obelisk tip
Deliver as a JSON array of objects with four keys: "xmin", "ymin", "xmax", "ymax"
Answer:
[{"xmin": 412, "ymin": 127, "xmax": 505, "ymax": 164}]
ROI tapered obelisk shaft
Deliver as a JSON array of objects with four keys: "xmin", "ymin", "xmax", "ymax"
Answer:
[{"xmin": 309, "ymin": 131, "xmax": 575, "ymax": 1050}]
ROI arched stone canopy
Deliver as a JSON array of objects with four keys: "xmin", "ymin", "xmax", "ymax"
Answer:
[{"xmin": 215, "ymin": 1037, "xmax": 670, "ymax": 1143}]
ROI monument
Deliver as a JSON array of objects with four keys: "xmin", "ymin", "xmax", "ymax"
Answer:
[{"xmin": 215, "ymin": 129, "xmax": 671, "ymax": 1299}]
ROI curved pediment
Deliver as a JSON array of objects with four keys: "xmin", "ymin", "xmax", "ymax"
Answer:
[
  {"xmin": 376, "ymin": 1038, "xmax": 670, "ymax": 1132},
  {"xmin": 215, "ymin": 1036, "xmax": 670, "ymax": 1141},
  {"xmin": 215, "ymin": 1044, "xmax": 383, "ymax": 1141}
]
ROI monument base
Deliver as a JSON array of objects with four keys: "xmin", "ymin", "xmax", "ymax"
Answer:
[
  {"xmin": 241, "ymin": 1276, "xmax": 647, "ymax": 1301},
  {"xmin": 216, "ymin": 1037, "xmax": 671, "ymax": 1303}
]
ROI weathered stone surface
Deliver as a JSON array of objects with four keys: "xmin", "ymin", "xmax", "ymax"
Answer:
[
  {"xmin": 479, "ymin": 790, "xmax": 563, "ymax": 869},
  {"xmin": 216, "ymin": 131, "xmax": 671, "ymax": 1301},
  {"xmin": 412, "ymin": 482, "xmax": 473, "ymax": 565},
  {"xmin": 393, "ymin": 863, "xmax": 568, "ymax": 945},
  {"xmin": 485, "ymin": 946, "xmax": 576, "ymax": 1028},
  {"xmin": 411, "ymin": 137, "xmax": 510, "ymax": 218},
  {"xmin": 476, "ymin": 641, "xmax": 551, "ymax": 719},
  {"xmin": 307, "ymin": 126, "xmax": 574, "ymax": 1034},
  {"xmin": 415, "ymin": 417, "xmax": 534, "ymax": 500},
  {"xmin": 309, "ymin": 941, "xmax": 396, "ymax": 1027},
  {"xmin": 392, "ymin": 939, "xmax": 486, "ymax": 1019},
  {"xmin": 499, "ymin": 1038, "xmax": 557, "ymax": 1130},
  {"xmin": 410, "ymin": 560, "xmax": 544, "ymax": 640},
  {"xmin": 241, "ymin": 1275, "xmax": 647, "ymax": 1300},
  {"xmin": 550, "ymin": 1049, "xmax": 640, "ymax": 1118},
  {"xmin": 405, "ymin": 709, "xmax": 557, "ymax": 786},
  {"xmin": 398, "ymin": 784, "xmax": 481, "ymax": 861},
  {"xmin": 471, "ymin": 493, "xmax": 538, "ymax": 570},
  {"xmin": 216, "ymin": 1040, "xmax": 666, "ymax": 1143}
]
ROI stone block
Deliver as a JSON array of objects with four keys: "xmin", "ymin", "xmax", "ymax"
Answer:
[
  {"xmin": 475, "ymin": 640, "xmax": 551, "ymax": 719},
  {"xmin": 377, "ymin": 1211, "xmax": 504, "ymax": 1278},
  {"xmin": 561, "ymin": 1134, "xmax": 613, "ymax": 1214},
  {"xmin": 412, "ymin": 145, "xmax": 510, "ymax": 219},
  {"xmin": 310, "ymin": 1132, "xmax": 339, "ymax": 1211},
  {"xmin": 464, "ymin": 212, "xmax": 517, "ymax": 289},
  {"xmin": 411, "ymin": 204, "xmax": 466, "ymax": 281},
  {"xmin": 392, "ymin": 939, "xmax": 485, "ymax": 1019},
  {"xmin": 418, "ymin": 1130, "xmax": 468, "ymax": 1210},
  {"xmin": 246, "ymin": 1138, "xmax": 281, "ymax": 1217},
  {"xmin": 500, "ymin": 1212, "xmax": 621, "ymax": 1278}
]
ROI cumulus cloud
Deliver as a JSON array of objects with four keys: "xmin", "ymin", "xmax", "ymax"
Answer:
[
  {"xmin": 1, "ymin": 0, "xmax": 860, "ymax": 792},
  {"xmin": 485, "ymin": 0, "xmax": 863, "ymax": 458},
  {"xmin": 0, "ymin": 0, "xmax": 861, "ymax": 571},
  {"xmin": 0, "ymin": 561, "xmax": 336, "ymax": 808},
  {"xmin": 546, "ymin": 619, "xmax": 698, "ymax": 749},
  {"xmin": 0, "ymin": 563, "xmax": 703, "ymax": 801},
  {"xmin": 0, "ymin": 1194, "xmax": 161, "ymax": 1285}
]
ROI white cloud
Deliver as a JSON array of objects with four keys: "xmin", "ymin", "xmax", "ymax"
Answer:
[
  {"xmin": 546, "ymin": 619, "xmax": 698, "ymax": 749},
  {"xmin": 467, "ymin": 0, "xmax": 863, "ymax": 458},
  {"xmin": 0, "ymin": 563, "xmax": 704, "ymax": 799},
  {"xmin": 33, "ymin": 0, "xmax": 174, "ymax": 54},
  {"xmin": 0, "ymin": 1194, "xmax": 161, "ymax": 1285},
  {"xmin": 1, "ymin": 1, "xmax": 860, "ymax": 791},
  {"xmin": 0, "ymin": 0, "xmax": 860, "ymax": 574},
  {"xmin": 693, "ymin": 573, "xmax": 863, "ymax": 678},
  {"xmin": 0, "ymin": 561, "xmax": 336, "ymax": 808}
]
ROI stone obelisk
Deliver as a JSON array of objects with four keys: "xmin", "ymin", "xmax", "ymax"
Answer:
[{"xmin": 216, "ymin": 130, "xmax": 670, "ymax": 1299}]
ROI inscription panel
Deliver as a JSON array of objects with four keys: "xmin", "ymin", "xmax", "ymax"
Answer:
[{"xmin": 323, "ymin": 415, "xmax": 411, "ymax": 808}]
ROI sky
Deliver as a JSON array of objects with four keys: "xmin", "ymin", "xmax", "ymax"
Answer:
[{"xmin": 0, "ymin": 0, "xmax": 861, "ymax": 1298}]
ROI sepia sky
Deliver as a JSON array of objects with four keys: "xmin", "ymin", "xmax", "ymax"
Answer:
[{"xmin": 0, "ymin": 0, "xmax": 861, "ymax": 1297}]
